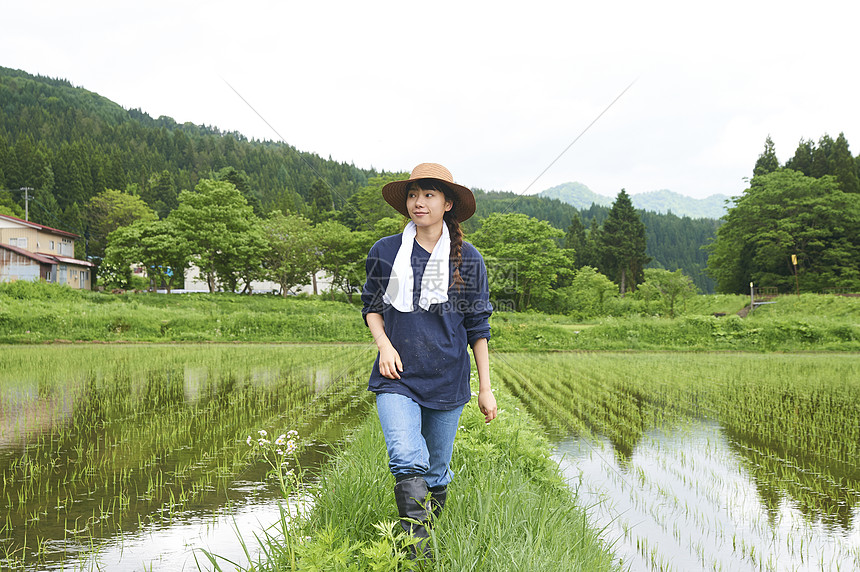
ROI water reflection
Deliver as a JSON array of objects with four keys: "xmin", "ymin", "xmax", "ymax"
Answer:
[
  {"xmin": 0, "ymin": 344, "xmax": 376, "ymax": 571},
  {"xmin": 724, "ymin": 424, "xmax": 860, "ymax": 533},
  {"xmin": 554, "ymin": 420, "xmax": 860, "ymax": 571}
]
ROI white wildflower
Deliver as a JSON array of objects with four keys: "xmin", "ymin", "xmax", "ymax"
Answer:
[
  {"xmin": 275, "ymin": 434, "xmax": 287, "ymax": 446},
  {"xmin": 258, "ymin": 429, "xmax": 267, "ymax": 437},
  {"xmin": 246, "ymin": 436, "xmax": 253, "ymax": 447}
]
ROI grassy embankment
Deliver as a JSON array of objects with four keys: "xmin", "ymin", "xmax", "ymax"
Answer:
[
  {"xmin": 206, "ymin": 375, "xmax": 619, "ymax": 571},
  {"xmin": 2, "ymin": 281, "xmax": 857, "ymax": 569},
  {"xmin": 1, "ymin": 281, "xmax": 857, "ymax": 351}
]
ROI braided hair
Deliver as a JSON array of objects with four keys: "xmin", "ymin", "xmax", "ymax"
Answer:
[{"xmin": 440, "ymin": 187, "xmax": 465, "ymax": 291}]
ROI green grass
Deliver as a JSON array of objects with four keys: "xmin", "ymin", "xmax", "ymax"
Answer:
[
  {"xmin": 2, "ymin": 282, "xmax": 858, "ymax": 351},
  {"xmin": 224, "ymin": 376, "xmax": 619, "ymax": 571},
  {"xmin": 490, "ymin": 294, "xmax": 860, "ymax": 351},
  {"xmin": 0, "ymin": 281, "xmax": 368, "ymax": 343}
]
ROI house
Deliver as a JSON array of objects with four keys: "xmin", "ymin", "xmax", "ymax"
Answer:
[
  {"xmin": 0, "ymin": 213, "xmax": 94, "ymax": 289},
  {"xmin": 175, "ymin": 264, "xmax": 332, "ymax": 295}
]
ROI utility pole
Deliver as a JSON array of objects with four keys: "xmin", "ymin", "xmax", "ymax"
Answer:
[{"xmin": 20, "ymin": 187, "xmax": 34, "ymax": 221}]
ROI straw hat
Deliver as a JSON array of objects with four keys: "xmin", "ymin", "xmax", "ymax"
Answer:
[{"xmin": 381, "ymin": 163, "xmax": 476, "ymax": 221}]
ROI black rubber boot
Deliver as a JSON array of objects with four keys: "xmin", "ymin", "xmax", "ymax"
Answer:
[
  {"xmin": 394, "ymin": 475, "xmax": 433, "ymax": 559},
  {"xmin": 428, "ymin": 484, "xmax": 447, "ymax": 520}
]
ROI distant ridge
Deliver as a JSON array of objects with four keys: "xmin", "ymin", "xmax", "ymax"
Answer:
[{"xmin": 539, "ymin": 182, "xmax": 729, "ymax": 219}]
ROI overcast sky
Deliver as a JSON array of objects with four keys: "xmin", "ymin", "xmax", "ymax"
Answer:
[{"xmin": 5, "ymin": 1, "xmax": 859, "ymax": 199}]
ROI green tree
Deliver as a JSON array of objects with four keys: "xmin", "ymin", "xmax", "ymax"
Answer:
[
  {"xmin": 260, "ymin": 210, "xmax": 316, "ymax": 296},
  {"xmin": 104, "ymin": 219, "xmax": 191, "ymax": 293},
  {"xmin": 785, "ymin": 138, "xmax": 814, "ymax": 176},
  {"xmin": 216, "ymin": 167, "xmax": 263, "ymax": 216},
  {"xmin": 0, "ymin": 189, "xmax": 24, "ymax": 218},
  {"xmin": 308, "ymin": 179, "xmax": 334, "ymax": 223},
  {"xmin": 555, "ymin": 266, "xmax": 617, "ymax": 318},
  {"xmin": 470, "ymin": 213, "xmax": 571, "ymax": 311},
  {"xmin": 564, "ymin": 212, "xmax": 595, "ymax": 269},
  {"xmin": 339, "ymin": 174, "xmax": 406, "ymax": 231},
  {"xmin": 315, "ymin": 220, "xmax": 375, "ymax": 302},
  {"xmin": 268, "ymin": 187, "xmax": 307, "ymax": 217},
  {"xmin": 29, "ymin": 186, "xmax": 63, "ymax": 230},
  {"xmin": 636, "ymin": 268, "xmax": 698, "ymax": 318},
  {"xmin": 171, "ymin": 179, "xmax": 265, "ymax": 292},
  {"xmin": 707, "ymin": 169, "xmax": 860, "ymax": 293},
  {"xmin": 137, "ymin": 219, "xmax": 192, "ymax": 293},
  {"xmin": 102, "ymin": 224, "xmax": 142, "ymax": 289},
  {"xmin": 143, "ymin": 170, "xmax": 179, "ymax": 218},
  {"xmin": 810, "ymin": 134, "xmax": 835, "ymax": 178},
  {"xmin": 595, "ymin": 189, "xmax": 650, "ymax": 295},
  {"xmin": 87, "ymin": 188, "xmax": 158, "ymax": 265},
  {"xmin": 753, "ymin": 135, "xmax": 780, "ymax": 177},
  {"xmin": 831, "ymin": 133, "xmax": 859, "ymax": 194}
]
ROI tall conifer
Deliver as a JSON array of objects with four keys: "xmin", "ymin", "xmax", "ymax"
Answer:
[
  {"xmin": 596, "ymin": 189, "xmax": 650, "ymax": 295},
  {"xmin": 831, "ymin": 133, "xmax": 859, "ymax": 194},
  {"xmin": 753, "ymin": 135, "xmax": 780, "ymax": 177}
]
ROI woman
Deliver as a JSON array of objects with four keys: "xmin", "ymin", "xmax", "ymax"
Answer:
[{"xmin": 361, "ymin": 163, "xmax": 497, "ymax": 557}]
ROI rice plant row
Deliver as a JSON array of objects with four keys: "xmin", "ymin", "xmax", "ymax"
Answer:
[
  {"xmin": 0, "ymin": 343, "xmax": 377, "ymax": 571},
  {"xmin": 492, "ymin": 351, "xmax": 860, "ymax": 571}
]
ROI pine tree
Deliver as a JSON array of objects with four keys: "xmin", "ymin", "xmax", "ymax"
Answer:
[
  {"xmin": 753, "ymin": 135, "xmax": 780, "ymax": 177},
  {"xmin": 564, "ymin": 212, "xmax": 594, "ymax": 268},
  {"xmin": 810, "ymin": 134, "xmax": 835, "ymax": 178},
  {"xmin": 831, "ymin": 133, "xmax": 859, "ymax": 194},
  {"xmin": 785, "ymin": 139, "xmax": 814, "ymax": 176},
  {"xmin": 596, "ymin": 189, "xmax": 650, "ymax": 295}
]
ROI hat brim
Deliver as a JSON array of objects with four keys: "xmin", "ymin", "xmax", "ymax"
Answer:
[{"xmin": 381, "ymin": 177, "xmax": 476, "ymax": 222}]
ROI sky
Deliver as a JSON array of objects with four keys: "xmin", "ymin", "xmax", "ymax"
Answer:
[{"xmin": 5, "ymin": 0, "xmax": 859, "ymax": 200}]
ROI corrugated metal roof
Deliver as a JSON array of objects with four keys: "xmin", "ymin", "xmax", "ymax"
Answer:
[
  {"xmin": 0, "ymin": 242, "xmax": 55, "ymax": 264},
  {"xmin": 51, "ymin": 256, "xmax": 95, "ymax": 267},
  {"xmin": 0, "ymin": 213, "xmax": 80, "ymax": 239}
]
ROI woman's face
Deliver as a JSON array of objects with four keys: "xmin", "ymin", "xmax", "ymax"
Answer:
[{"xmin": 405, "ymin": 182, "xmax": 452, "ymax": 229}]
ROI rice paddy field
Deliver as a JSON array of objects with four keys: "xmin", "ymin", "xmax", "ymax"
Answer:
[
  {"xmin": 2, "ymin": 343, "xmax": 859, "ymax": 571},
  {"xmin": 0, "ymin": 344, "xmax": 377, "ymax": 571},
  {"xmin": 493, "ymin": 352, "xmax": 860, "ymax": 571}
]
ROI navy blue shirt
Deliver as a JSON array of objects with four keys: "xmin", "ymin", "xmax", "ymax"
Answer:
[{"xmin": 362, "ymin": 234, "xmax": 492, "ymax": 410}]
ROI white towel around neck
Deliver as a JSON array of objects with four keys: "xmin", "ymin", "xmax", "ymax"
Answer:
[{"xmin": 383, "ymin": 221, "xmax": 450, "ymax": 312}]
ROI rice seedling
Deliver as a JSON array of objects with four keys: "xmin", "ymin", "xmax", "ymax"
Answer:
[
  {"xmin": 495, "ymin": 352, "xmax": 860, "ymax": 571},
  {"xmin": 0, "ymin": 343, "xmax": 377, "ymax": 571}
]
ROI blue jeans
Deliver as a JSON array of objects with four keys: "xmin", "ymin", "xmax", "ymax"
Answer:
[{"xmin": 376, "ymin": 393, "xmax": 465, "ymax": 489}]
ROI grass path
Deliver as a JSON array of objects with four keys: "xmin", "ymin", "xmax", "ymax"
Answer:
[{"xmin": 213, "ymin": 376, "xmax": 619, "ymax": 571}]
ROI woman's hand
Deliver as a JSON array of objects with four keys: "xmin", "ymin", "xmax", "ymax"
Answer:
[
  {"xmin": 378, "ymin": 343, "xmax": 403, "ymax": 380},
  {"xmin": 478, "ymin": 387, "xmax": 497, "ymax": 423},
  {"xmin": 366, "ymin": 313, "xmax": 403, "ymax": 380}
]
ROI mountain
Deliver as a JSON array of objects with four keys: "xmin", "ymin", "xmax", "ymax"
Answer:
[
  {"xmin": 539, "ymin": 183, "xmax": 729, "ymax": 219},
  {"xmin": 539, "ymin": 182, "xmax": 613, "ymax": 210},
  {"xmin": 631, "ymin": 189, "xmax": 729, "ymax": 219}
]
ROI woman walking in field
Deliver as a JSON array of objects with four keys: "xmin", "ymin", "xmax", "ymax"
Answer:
[{"xmin": 361, "ymin": 163, "xmax": 497, "ymax": 558}]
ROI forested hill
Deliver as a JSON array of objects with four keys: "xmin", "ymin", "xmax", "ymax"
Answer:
[
  {"xmin": 0, "ymin": 66, "xmax": 378, "ymax": 220},
  {"xmin": 0, "ymin": 66, "xmax": 718, "ymax": 292},
  {"xmin": 469, "ymin": 193, "xmax": 719, "ymax": 292}
]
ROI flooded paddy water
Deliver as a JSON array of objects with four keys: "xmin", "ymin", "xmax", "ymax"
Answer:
[
  {"xmin": 4, "ymin": 346, "xmax": 858, "ymax": 571},
  {"xmin": 495, "ymin": 352, "xmax": 860, "ymax": 572},
  {"xmin": 0, "ymin": 344, "xmax": 376, "ymax": 571}
]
